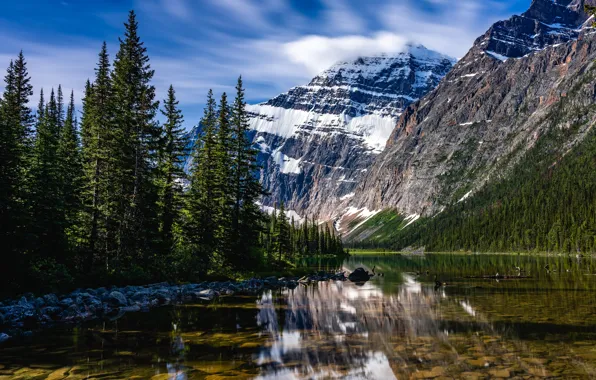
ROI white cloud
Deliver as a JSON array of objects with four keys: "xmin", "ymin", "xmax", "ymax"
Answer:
[
  {"xmin": 320, "ymin": 0, "xmax": 367, "ymax": 34},
  {"xmin": 377, "ymin": 0, "xmax": 511, "ymax": 58},
  {"xmin": 282, "ymin": 32, "xmax": 409, "ymax": 75},
  {"xmin": 160, "ymin": 0, "xmax": 191, "ymax": 21}
]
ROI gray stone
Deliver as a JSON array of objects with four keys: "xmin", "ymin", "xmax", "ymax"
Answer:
[
  {"xmin": 0, "ymin": 332, "xmax": 10, "ymax": 343},
  {"xmin": 60, "ymin": 298, "xmax": 74, "ymax": 307},
  {"xmin": 196, "ymin": 289, "xmax": 216, "ymax": 301},
  {"xmin": 43, "ymin": 294, "xmax": 59, "ymax": 306},
  {"xmin": 107, "ymin": 291, "xmax": 128, "ymax": 307}
]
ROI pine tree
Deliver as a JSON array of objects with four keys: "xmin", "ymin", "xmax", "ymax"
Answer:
[
  {"xmin": 30, "ymin": 88, "xmax": 65, "ymax": 259},
  {"xmin": 80, "ymin": 43, "xmax": 115, "ymax": 272},
  {"xmin": 0, "ymin": 52, "xmax": 34, "ymax": 280},
  {"xmin": 276, "ymin": 202, "xmax": 291, "ymax": 262},
  {"xmin": 57, "ymin": 91, "xmax": 82, "ymax": 244},
  {"xmin": 183, "ymin": 89, "xmax": 218, "ymax": 270},
  {"xmin": 214, "ymin": 92, "xmax": 234, "ymax": 265},
  {"xmin": 111, "ymin": 10, "xmax": 160, "ymax": 264},
  {"xmin": 231, "ymin": 76, "xmax": 263, "ymax": 266},
  {"xmin": 156, "ymin": 85, "xmax": 186, "ymax": 253}
]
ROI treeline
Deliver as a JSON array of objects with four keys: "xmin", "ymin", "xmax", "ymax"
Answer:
[
  {"xmin": 0, "ymin": 11, "xmax": 344, "ymax": 293},
  {"xmin": 262, "ymin": 203, "xmax": 345, "ymax": 263},
  {"xmin": 350, "ymin": 115, "xmax": 596, "ymax": 253}
]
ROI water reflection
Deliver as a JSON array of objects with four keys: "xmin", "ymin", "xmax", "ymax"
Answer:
[{"xmin": 0, "ymin": 254, "xmax": 596, "ymax": 378}]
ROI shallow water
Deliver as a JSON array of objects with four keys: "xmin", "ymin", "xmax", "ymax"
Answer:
[{"xmin": 2, "ymin": 253, "xmax": 596, "ymax": 379}]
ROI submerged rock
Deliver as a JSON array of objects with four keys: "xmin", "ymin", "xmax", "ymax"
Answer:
[{"xmin": 348, "ymin": 268, "xmax": 373, "ymax": 283}]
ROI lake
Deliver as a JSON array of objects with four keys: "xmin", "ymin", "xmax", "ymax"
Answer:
[{"xmin": 1, "ymin": 253, "xmax": 596, "ymax": 379}]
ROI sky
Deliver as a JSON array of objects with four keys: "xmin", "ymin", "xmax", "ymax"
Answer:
[{"xmin": 0, "ymin": 0, "xmax": 530, "ymax": 128}]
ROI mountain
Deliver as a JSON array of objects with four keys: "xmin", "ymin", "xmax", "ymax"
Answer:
[
  {"xmin": 184, "ymin": 44, "xmax": 455, "ymax": 219},
  {"xmin": 341, "ymin": 0, "xmax": 596, "ymax": 241}
]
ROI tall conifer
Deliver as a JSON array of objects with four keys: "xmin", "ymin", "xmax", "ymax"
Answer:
[{"xmin": 156, "ymin": 85, "xmax": 186, "ymax": 252}]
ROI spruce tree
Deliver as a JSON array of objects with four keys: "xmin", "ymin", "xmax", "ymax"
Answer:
[
  {"xmin": 156, "ymin": 85, "xmax": 186, "ymax": 253},
  {"xmin": 30, "ymin": 88, "xmax": 65, "ymax": 260},
  {"xmin": 0, "ymin": 52, "xmax": 34, "ymax": 280},
  {"xmin": 184, "ymin": 89, "xmax": 218, "ymax": 268},
  {"xmin": 214, "ymin": 92, "xmax": 234, "ymax": 264},
  {"xmin": 80, "ymin": 42, "xmax": 114, "ymax": 270},
  {"xmin": 231, "ymin": 76, "xmax": 263, "ymax": 266},
  {"xmin": 57, "ymin": 91, "xmax": 82, "ymax": 243},
  {"xmin": 276, "ymin": 202, "xmax": 291, "ymax": 262},
  {"xmin": 111, "ymin": 10, "xmax": 160, "ymax": 264}
]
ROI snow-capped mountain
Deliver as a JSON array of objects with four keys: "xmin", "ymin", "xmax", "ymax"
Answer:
[
  {"xmin": 341, "ymin": 0, "xmax": 596, "ymax": 236},
  {"xmin": 184, "ymin": 44, "xmax": 455, "ymax": 220},
  {"xmin": 481, "ymin": 0, "xmax": 593, "ymax": 60}
]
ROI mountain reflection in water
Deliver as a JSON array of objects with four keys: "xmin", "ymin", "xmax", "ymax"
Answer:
[{"xmin": 1, "ymin": 254, "xmax": 596, "ymax": 379}]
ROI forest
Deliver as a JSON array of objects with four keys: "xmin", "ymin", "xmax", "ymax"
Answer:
[
  {"xmin": 0, "ymin": 11, "xmax": 344, "ymax": 294},
  {"xmin": 348, "ymin": 112, "xmax": 596, "ymax": 253}
]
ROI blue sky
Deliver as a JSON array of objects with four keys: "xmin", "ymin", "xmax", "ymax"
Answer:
[{"xmin": 0, "ymin": 0, "xmax": 529, "ymax": 128}]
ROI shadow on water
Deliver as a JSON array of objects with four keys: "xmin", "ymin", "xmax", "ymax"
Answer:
[{"xmin": 1, "ymin": 253, "xmax": 596, "ymax": 378}]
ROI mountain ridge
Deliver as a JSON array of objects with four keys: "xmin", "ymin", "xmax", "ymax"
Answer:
[{"xmin": 339, "ymin": 0, "xmax": 596, "ymax": 236}]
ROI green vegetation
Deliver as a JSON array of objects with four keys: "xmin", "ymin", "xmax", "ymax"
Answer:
[
  {"xmin": 350, "ymin": 104, "xmax": 596, "ymax": 254},
  {"xmin": 0, "ymin": 11, "xmax": 344, "ymax": 294}
]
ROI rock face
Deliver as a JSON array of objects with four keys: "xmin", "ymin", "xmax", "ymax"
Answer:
[
  {"xmin": 184, "ymin": 45, "xmax": 455, "ymax": 220},
  {"xmin": 485, "ymin": 0, "xmax": 593, "ymax": 59},
  {"xmin": 341, "ymin": 0, "xmax": 596, "ymax": 233}
]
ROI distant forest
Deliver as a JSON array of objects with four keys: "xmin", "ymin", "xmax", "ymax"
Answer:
[
  {"xmin": 0, "ymin": 11, "xmax": 344, "ymax": 294},
  {"xmin": 349, "ymin": 114, "xmax": 596, "ymax": 254}
]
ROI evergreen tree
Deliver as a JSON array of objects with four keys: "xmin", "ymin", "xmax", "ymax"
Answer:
[
  {"xmin": 276, "ymin": 202, "xmax": 291, "ymax": 262},
  {"xmin": 183, "ymin": 89, "xmax": 218, "ymax": 270},
  {"xmin": 156, "ymin": 85, "xmax": 186, "ymax": 253},
  {"xmin": 231, "ymin": 76, "xmax": 263, "ymax": 266},
  {"xmin": 30, "ymin": 88, "xmax": 65, "ymax": 259},
  {"xmin": 80, "ymin": 42, "xmax": 114, "ymax": 271},
  {"xmin": 57, "ymin": 91, "xmax": 82, "ymax": 243},
  {"xmin": 214, "ymin": 92, "xmax": 234, "ymax": 265},
  {"xmin": 111, "ymin": 10, "xmax": 160, "ymax": 265},
  {"xmin": 0, "ymin": 52, "xmax": 34, "ymax": 282}
]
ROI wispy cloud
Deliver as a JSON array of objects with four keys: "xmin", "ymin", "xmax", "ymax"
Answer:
[
  {"xmin": 282, "ymin": 32, "xmax": 409, "ymax": 75},
  {"xmin": 0, "ymin": 0, "xmax": 527, "ymax": 126}
]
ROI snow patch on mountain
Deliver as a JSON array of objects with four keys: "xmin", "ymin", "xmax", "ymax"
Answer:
[
  {"xmin": 247, "ymin": 104, "xmax": 399, "ymax": 153},
  {"xmin": 272, "ymin": 149, "xmax": 302, "ymax": 174}
]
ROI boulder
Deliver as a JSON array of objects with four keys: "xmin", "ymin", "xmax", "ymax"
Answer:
[
  {"xmin": 0, "ymin": 333, "xmax": 10, "ymax": 343},
  {"xmin": 43, "ymin": 294, "xmax": 60, "ymax": 306},
  {"xmin": 196, "ymin": 289, "xmax": 216, "ymax": 301},
  {"xmin": 107, "ymin": 291, "xmax": 128, "ymax": 307},
  {"xmin": 348, "ymin": 268, "xmax": 372, "ymax": 282}
]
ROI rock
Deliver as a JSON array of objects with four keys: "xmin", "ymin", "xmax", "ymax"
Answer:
[
  {"xmin": 43, "ymin": 294, "xmax": 60, "ymax": 306},
  {"xmin": 59, "ymin": 298, "xmax": 74, "ymax": 307},
  {"xmin": 489, "ymin": 369, "xmax": 511, "ymax": 378},
  {"xmin": 196, "ymin": 289, "xmax": 216, "ymax": 301},
  {"xmin": 121, "ymin": 305, "xmax": 141, "ymax": 313},
  {"xmin": 106, "ymin": 291, "xmax": 128, "ymax": 307},
  {"xmin": 18, "ymin": 296, "xmax": 30, "ymax": 307},
  {"xmin": 41, "ymin": 306, "xmax": 63, "ymax": 320},
  {"xmin": 0, "ymin": 333, "xmax": 10, "ymax": 343},
  {"xmin": 348, "ymin": 268, "xmax": 372, "ymax": 282}
]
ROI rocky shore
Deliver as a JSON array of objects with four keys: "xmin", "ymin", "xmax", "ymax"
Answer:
[{"xmin": 0, "ymin": 271, "xmax": 349, "ymax": 343}]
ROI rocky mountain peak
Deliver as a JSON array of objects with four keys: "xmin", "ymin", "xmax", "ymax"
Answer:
[{"xmin": 477, "ymin": 0, "xmax": 595, "ymax": 60}]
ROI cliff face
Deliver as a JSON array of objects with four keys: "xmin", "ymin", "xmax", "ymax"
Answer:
[
  {"xmin": 340, "ymin": 0, "xmax": 596, "ymax": 232},
  {"xmin": 184, "ymin": 45, "xmax": 455, "ymax": 219}
]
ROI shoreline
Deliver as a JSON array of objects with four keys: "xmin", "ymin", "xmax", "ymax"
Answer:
[{"xmin": 0, "ymin": 271, "xmax": 348, "ymax": 344}]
